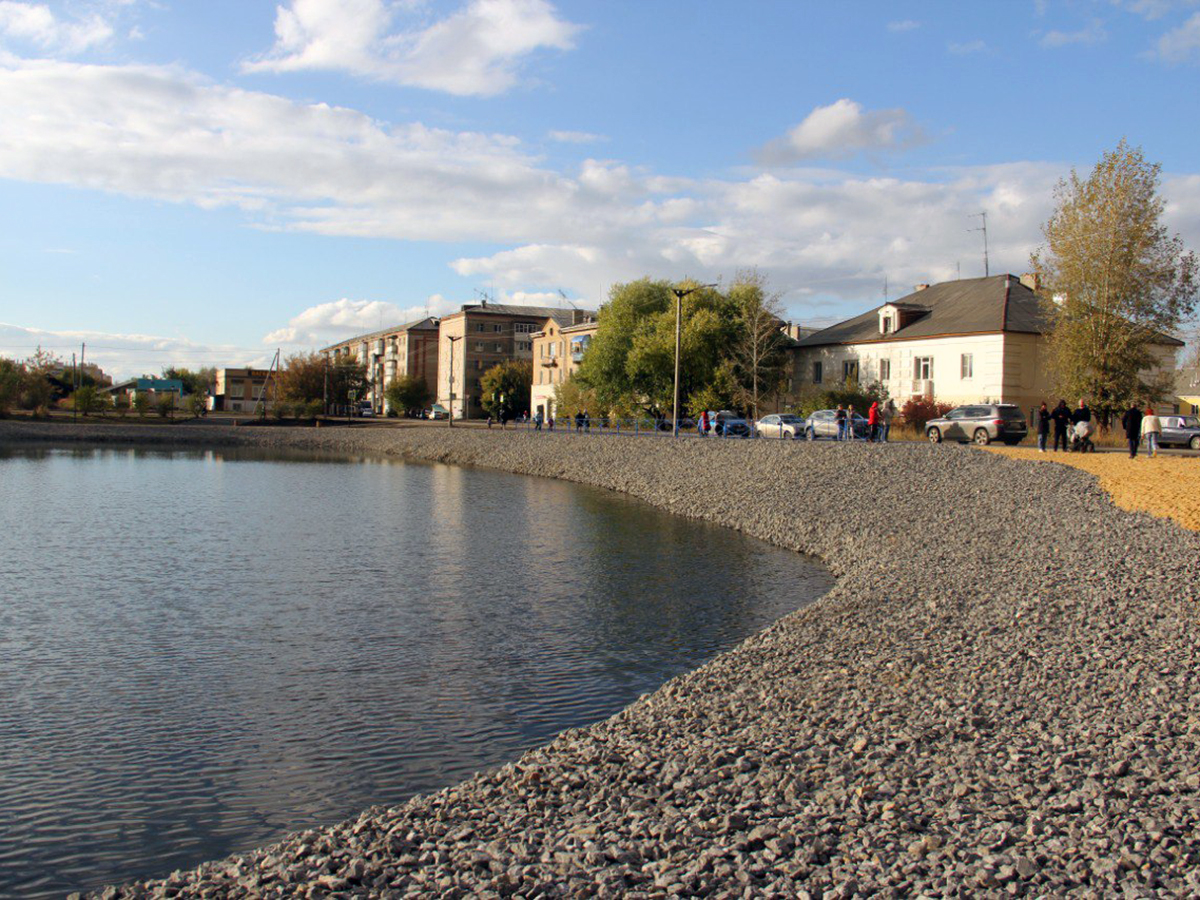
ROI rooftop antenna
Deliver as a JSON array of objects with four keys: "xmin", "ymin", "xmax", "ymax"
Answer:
[
  {"xmin": 956, "ymin": 260, "xmax": 961, "ymax": 280},
  {"xmin": 557, "ymin": 288, "xmax": 579, "ymax": 311},
  {"xmin": 968, "ymin": 211, "xmax": 989, "ymax": 277},
  {"xmin": 473, "ymin": 287, "xmax": 493, "ymax": 307},
  {"xmin": 883, "ymin": 275, "xmax": 888, "ymax": 303}
]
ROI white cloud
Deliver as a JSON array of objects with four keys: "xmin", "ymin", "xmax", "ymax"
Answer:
[
  {"xmin": 0, "ymin": 1, "xmax": 114, "ymax": 53},
  {"xmin": 244, "ymin": 0, "xmax": 582, "ymax": 96},
  {"xmin": 1112, "ymin": 0, "xmax": 1194, "ymax": 20},
  {"xmin": 548, "ymin": 129, "xmax": 604, "ymax": 144},
  {"xmin": 1040, "ymin": 18, "xmax": 1107, "ymax": 47},
  {"xmin": 262, "ymin": 295, "xmax": 461, "ymax": 347},
  {"xmin": 0, "ymin": 321, "xmax": 271, "ymax": 382},
  {"xmin": 948, "ymin": 39, "xmax": 988, "ymax": 54},
  {"xmin": 886, "ymin": 20, "xmax": 919, "ymax": 32},
  {"xmin": 1154, "ymin": 10, "xmax": 1200, "ymax": 60},
  {"xmin": 757, "ymin": 99, "xmax": 924, "ymax": 164}
]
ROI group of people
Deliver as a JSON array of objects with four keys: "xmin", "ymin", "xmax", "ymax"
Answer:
[
  {"xmin": 1034, "ymin": 398, "xmax": 1165, "ymax": 458},
  {"xmin": 834, "ymin": 400, "xmax": 896, "ymax": 442}
]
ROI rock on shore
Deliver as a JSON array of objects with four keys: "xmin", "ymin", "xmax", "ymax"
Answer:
[{"xmin": 4, "ymin": 421, "xmax": 1200, "ymax": 897}]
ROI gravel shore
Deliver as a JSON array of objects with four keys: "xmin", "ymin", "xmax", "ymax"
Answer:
[{"xmin": 4, "ymin": 420, "xmax": 1200, "ymax": 898}]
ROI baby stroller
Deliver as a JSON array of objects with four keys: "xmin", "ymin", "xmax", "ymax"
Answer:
[{"xmin": 1071, "ymin": 420, "xmax": 1096, "ymax": 453}]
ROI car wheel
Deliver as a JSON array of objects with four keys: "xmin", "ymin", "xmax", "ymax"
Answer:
[
  {"xmin": 973, "ymin": 428, "xmax": 991, "ymax": 445},
  {"xmin": 1190, "ymin": 436, "xmax": 1200, "ymax": 451},
  {"xmin": 927, "ymin": 427, "xmax": 942, "ymax": 444}
]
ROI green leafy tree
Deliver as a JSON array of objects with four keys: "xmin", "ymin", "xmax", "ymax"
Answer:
[
  {"xmin": 72, "ymin": 384, "xmax": 101, "ymax": 416},
  {"xmin": 275, "ymin": 352, "xmax": 326, "ymax": 404},
  {"xmin": 155, "ymin": 394, "xmax": 176, "ymax": 419},
  {"xmin": 1031, "ymin": 140, "xmax": 1198, "ymax": 424},
  {"xmin": 384, "ymin": 375, "xmax": 432, "ymax": 416},
  {"xmin": 0, "ymin": 357, "xmax": 22, "ymax": 416},
  {"xmin": 186, "ymin": 393, "xmax": 208, "ymax": 418},
  {"xmin": 163, "ymin": 366, "xmax": 215, "ymax": 398},
  {"xmin": 114, "ymin": 393, "xmax": 130, "ymax": 418},
  {"xmin": 480, "ymin": 360, "xmax": 533, "ymax": 420},
  {"xmin": 552, "ymin": 376, "xmax": 599, "ymax": 419},
  {"xmin": 132, "ymin": 392, "xmax": 151, "ymax": 418},
  {"xmin": 21, "ymin": 346, "xmax": 59, "ymax": 414}
]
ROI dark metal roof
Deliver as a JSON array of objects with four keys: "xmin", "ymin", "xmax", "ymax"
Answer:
[
  {"xmin": 321, "ymin": 316, "xmax": 442, "ymax": 352},
  {"xmin": 449, "ymin": 303, "xmax": 593, "ymax": 326},
  {"xmin": 797, "ymin": 275, "xmax": 1047, "ymax": 347}
]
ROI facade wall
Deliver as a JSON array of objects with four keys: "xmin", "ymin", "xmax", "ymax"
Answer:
[
  {"xmin": 436, "ymin": 312, "xmax": 545, "ymax": 418},
  {"xmin": 530, "ymin": 321, "xmax": 595, "ymax": 419},
  {"xmin": 325, "ymin": 325, "xmax": 440, "ymax": 413},
  {"xmin": 795, "ymin": 333, "xmax": 1008, "ymax": 408},
  {"xmin": 210, "ymin": 368, "xmax": 274, "ymax": 412}
]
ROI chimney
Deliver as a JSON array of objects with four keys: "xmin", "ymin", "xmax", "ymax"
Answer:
[
  {"xmin": 914, "ymin": 283, "xmax": 929, "ymax": 292},
  {"xmin": 1019, "ymin": 272, "xmax": 1040, "ymax": 292}
]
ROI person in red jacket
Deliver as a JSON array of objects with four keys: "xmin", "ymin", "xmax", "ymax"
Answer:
[{"xmin": 867, "ymin": 401, "xmax": 881, "ymax": 442}]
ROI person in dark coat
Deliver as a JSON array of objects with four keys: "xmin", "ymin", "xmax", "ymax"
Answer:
[
  {"xmin": 1050, "ymin": 399, "xmax": 1071, "ymax": 452},
  {"xmin": 1036, "ymin": 401, "xmax": 1050, "ymax": 452},
  {"xmin": 1121, "ymin": 403, "xmax": 1144, "ymax": 458}
]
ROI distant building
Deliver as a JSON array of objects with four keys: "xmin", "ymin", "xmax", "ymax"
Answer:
[
  {"xmin": 322, "ymin": 318, "xmax": 440, "ymax": 413},
  {"xmin": 436, "ymin": 302, "xmax": 593, "ymax": 419},
  {"xmin": 530, "ymin": 316, "xmax": 599, "ymax": 420},
  {"xmin": 50, "ymin": 363, "xmax": 112, "ymax": 387},
  {"xmin": 793, "ymin": 274, "xmax": 1183, "ymax": 414},
  {"xmin": 1175, "ymin": 365, "xmax": 1200, "ymax": 415},
  {"xmin": 107, "ymin": 377, "xmax": 184, "ymax": 402},
  {"xmin": 208, "ymin": 368, "xmax": 275, "ymax": 413}
]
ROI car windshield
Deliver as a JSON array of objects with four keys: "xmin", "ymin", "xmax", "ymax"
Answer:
[
  {"xmin": 1180, "ymin": 416, "xmax": 1200, "ymax": 428},
  {"xmin": 779, "ymin": 415, "xmax": 803, "ymax": 423},
  {"xmin": 998, "ymin": 406, "xmax": 1025, "ymax": 420}
]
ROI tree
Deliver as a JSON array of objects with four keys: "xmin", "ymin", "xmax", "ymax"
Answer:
[
  {"xmin": 480, "ymin": 360, "xmax": 533, "ymax": 420},
  {"xmin": 553, "ymin": 376, "xmax": 599, "ymax": 419},
  {"xmin": 186, "ymin": 393, "xmax": 208, "ymax": 418},
  {"xmin": 133, "ymin": 392, "xmax": 151, "ymax": 418},
  {"xmin": 72, "ymin": 384, "xmax": 101, "ymax": 416},
  {"xmin": 156, "ymin": 394, "xmax": 176, "ymax": 419},
  {"xmin": 383, "ymin": 375, "xmax": 432, "ymax": 416},
  {"xmin": 163, "ymin": 366, "xmax": 215, "ymax": 398},
  {"xmin": 276, "ymin": 351, "xmax": 367, "ymax": 413},
  {"xmin": 21, "ymin": 346, "xmax": 59, "ymax": 414},
  {"xmin": 0, "ymin": 358, "xmax": 22, "ymax": 416},
  {"xmin": 1031, "ymin": 140, "xmax": 1198, "ymax": 424},
  {"xmin": 729, "ymin": 272, "xmax": 789, "ymax": 421}
]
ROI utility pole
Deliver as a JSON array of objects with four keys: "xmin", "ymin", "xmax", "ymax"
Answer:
[
  {"xmin": 72, "ymin": 352, "xmax": 77, "ymax": 423},
  {"xmin": 669, "ymin": 283, "xmax": 718, "ymax": 437},
  {"xmin": 447, "ymin": 335, "xmax": 462, "ymax": 427},
  {"xmin": 969, "ymin": 211, "xmax": 989, "ymax": 277}
]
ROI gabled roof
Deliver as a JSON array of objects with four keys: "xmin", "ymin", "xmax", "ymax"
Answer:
[
  {"xmin": 797, "ymin": 275, "xmax": 1047, "ymax": 348},
  {"xmin": 321, "ymin": 316, "xmax": 441, "ymax": 352}
]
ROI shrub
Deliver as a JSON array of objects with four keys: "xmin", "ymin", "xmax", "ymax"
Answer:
[
  {"xmin": 186, "ymin": 394, "xmax": 208, "ymax": 419},
  {"xmin": 133, "ymin": 393, "xmax": 151, "ymax": 418},
  {"xmin": 72, "ymin": 385, "xmax": 101, "ymax": 416},
  {"xmin": 272, "ymin": 401, "xmax": 293, "ymax": 420},
  {"xmin": 155, "ymin": 394, "xmax": 176, "ymax": 418},
  {"xmin": 114, "ymin": 394, "xmax": 130, "ymax": 418},
  {"xmin": 0, "ymin": 358, "xmax": 21, "ymax": 416},
  {"xmin": 900, "ymin": 398, "xmax": 953, "ymax": 430},
  {"xmin": 303, "ymin": 399, "xmax": 324, "ymax": 419}
]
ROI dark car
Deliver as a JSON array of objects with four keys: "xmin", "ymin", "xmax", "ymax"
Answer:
[
  {"xmin": 926, "ymin": 404, "xmax": 1028, "ymax": 446},
  {"xmin": 1158, "ymin": 415, "xmax": 1200, "ymax": 450},
  {"xmin": 711, "ymin": 410, "xmax": 751, "ymax": 437}
]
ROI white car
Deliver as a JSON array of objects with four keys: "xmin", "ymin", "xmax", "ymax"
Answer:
[{"xmin": 755, "ymin": 413, "xmax": 806, "ymax": 439}]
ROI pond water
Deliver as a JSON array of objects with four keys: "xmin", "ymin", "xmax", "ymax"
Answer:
[{"xmin": 0, "ymin": 445, "xmax": 831, "ymax": 897}]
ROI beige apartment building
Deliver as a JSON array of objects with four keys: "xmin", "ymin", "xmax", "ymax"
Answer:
[
  {"xmin": 208, "ymin": 368, "xmax": 275, "ymax": 413},
  {"xmin": 322, "ymin": 317, "xmax": 439, "ymax": 413},
  {"xmin": 530, "ymin": 317, "xmax": 599, "ymax": 420},
  {"xmin": 436, "ymin": 302, "xmax": 593, "ymax": 419},
  {"xmin": 793, "ymin": 274, "xmax": 1182, "ymax": 414}
]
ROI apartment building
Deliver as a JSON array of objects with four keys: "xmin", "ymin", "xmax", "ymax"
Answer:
[
  {"xmin": 322, "ymin": 317, "xmax": 440, "ymax": 413},
  {"xmin": 793, "ymin": 274, "xmax": 1182, "ymax": 413},
  {"xmin": 208, "ymin": 368, "xmax": 275, "ymax": 413},
  {"xmin": 530, "ymin": 317, "xmax": 599, "ymax": 419},
  {"xmin": 436, "ymin": 302, "xmax": 593, "ymax": 419}
]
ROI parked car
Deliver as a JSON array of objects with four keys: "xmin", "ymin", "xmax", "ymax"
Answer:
[
  {"xmin": 1158, "ymin": 415, "xmax": 1200, "ymax": 450},
  {"xmin": 710, "ymin": 410, "xmax": 751, "ymax": 437},
  {"xmin": 754, "ymin": 413, "xmax": 806, "ymax": 438},
  {"xmin": 426, "ymin": 405, "xmax": 449, "ymax": 420},
  {"xmin": 926, "ymin": 404, "xmax": 1028, "ymax": 445},
  {"xmin": 358, "ymin": 404, "xmax": 375, "ymax": 418},
  {"xmin": 803, "ymin": 409, "xmax": 869, "ymax": 440}
]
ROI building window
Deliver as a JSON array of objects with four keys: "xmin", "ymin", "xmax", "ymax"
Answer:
[
  {"xmin": 961, "ymin": 354, "xmax": 973, "ymax": 379},
  {"xmin": 914, "ymin": 357, "xmax": 933, "ymax": 381},
  {"xmin": 843, "ymin": 360, "xmax": 859, "ymax": 383},
  {"xmin": 475, "ymin": 342, "xmax": 485, "ymax": 352},
  {"xmin": 493, "ymin": 324, "xmax": 503, "ymax": 333},
  {"xmin": 493, "ymin": 342, "xmax": 503, "ymax": 352},
  {"xmin": 879, "ymin": 359, "xmax": 891, "ymax": 381},
  {"xmin": 514, "ymin": 322, "xmax": 536, "ymax": 334},
  {"xmin": 475, "ymin": 323, "xmax": 486, "ymax": 332},
  {"xmin": 516, "ymin": 341, "xmax": 532, "ymax": 352},
  {"xmin": 881, "ymin": 316, "xmax": 892, "ymax": 334},
  {"xmin": 474, "ymin": 359, "xmax": 482, "ymax": 370},
  {"xmin": 812, "ymin": 361, "xmax": 823, "ymax": 384}
]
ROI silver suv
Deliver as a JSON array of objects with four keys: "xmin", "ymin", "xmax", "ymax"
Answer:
[{"xmin": 926, "ymin": 404, "xmax": 1028, "ymax": 446}]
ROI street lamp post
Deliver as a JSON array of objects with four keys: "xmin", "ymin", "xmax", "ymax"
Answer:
[
  {"xmin": 447, "ymin": 335, "xmax": 462, "ymax": 427},
  {"xmin": 670, "ymin": 283, "xmax": 718, "ymax": 437}
]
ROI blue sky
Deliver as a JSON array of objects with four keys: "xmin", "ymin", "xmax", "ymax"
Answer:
[{"xmin": 1, "ymin": 0, "xmax": 1199, "ymax": 378}]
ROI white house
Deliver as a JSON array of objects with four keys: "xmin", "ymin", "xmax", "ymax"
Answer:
[{"xmin": 793, "ymin": 274, "xmax": 1182, "ymax": 413}]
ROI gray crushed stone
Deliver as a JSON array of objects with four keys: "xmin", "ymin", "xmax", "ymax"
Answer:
[{"xmin": 3, "ymin": 420, "xmax": 1200, "ymax": 898}]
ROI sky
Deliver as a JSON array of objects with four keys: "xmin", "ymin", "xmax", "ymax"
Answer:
[{"xmin": 1, "ymin": 0, "xmax": 1199, "ymax": 379}]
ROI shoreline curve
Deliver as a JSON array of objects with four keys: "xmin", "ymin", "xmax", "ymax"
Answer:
[{"xmin": 4, "ymin": 421, "xmax": 1200, "ymax": 898}]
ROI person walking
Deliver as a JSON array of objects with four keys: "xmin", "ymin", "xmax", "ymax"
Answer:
[
  {"xmin": 881, "ymin": 400, "xmax": 895, "ymax": 443},
  {"xmin": 867, "ymin": 400, "xmax": 880, "ymax": 443},
  {"xmin": 698, "ymin": 410, "xmax": 708, "ymax": 437},
  {"xmin": 1121, "ymin": 402, "xmax": 1144, "ymax": 458},
  {"xmin": 1036, "ymin": 401, "xmax": 1050, "ymax": 452},
  {"xmin": 1050, "ymin": 399, "xmax": 1071, "ymax": 452},
  {"xmin": 846, "ymin": 404, "xmax": 857, "ymax": 441},
  {"xmin": 534, "ymin": 410, "xmax": 543, "ymax": 431},
  {"xmin": 1142, "ymin": 404, "xmax": 1161, "ymax": 457},
  {"xmin": 835, "ymin": 404, "xmax": 847, "ymax": 441}
]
